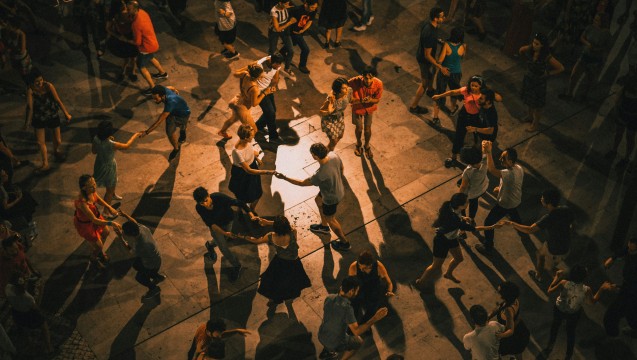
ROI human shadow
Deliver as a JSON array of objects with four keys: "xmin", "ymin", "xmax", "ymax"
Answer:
[
  {"xmin": 254, "ymin": 304, "xmax": 316, "ymax": 360},
  {"xmin": 108, "ymin": 301, "xmax": 159, "ymax": 359}
]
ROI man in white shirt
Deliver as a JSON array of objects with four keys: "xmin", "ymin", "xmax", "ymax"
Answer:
[
  {"xmin": 254, "ymin": 53, "xmax": 284, "ymax": 144},
  {"xmin": 463, "ymin": 305, "xmax": 505, "ymax": 360},
  {"xmin": 476, "ymin": 141, "xmax": 523, "ymax": 255}
]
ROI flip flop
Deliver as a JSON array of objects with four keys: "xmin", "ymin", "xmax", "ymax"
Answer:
[
  {"xmin": 364, "ymin": 147, "xmax": 373, "ymax": 159},
  {"xmin": 354, "ymin": 146, "xmax": 363, "ymax": 157}
]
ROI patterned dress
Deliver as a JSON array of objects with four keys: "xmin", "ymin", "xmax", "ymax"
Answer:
[
  {"xmin": 520, "ymin": 51, "xmax": 551, "ymax": 108},
  {"xmin": 321, "ymin": 88, "xmax": 352, "ymax": 140},
  {"xmin": 92, "ymin": 136, "xmax": 117, "ymax": 188},
  {"xmin": 30, "ymin": 85, "xmax": 61, "ymax": 129}
]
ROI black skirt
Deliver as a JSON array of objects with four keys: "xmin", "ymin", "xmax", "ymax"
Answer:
[
  {"xmin": 228, "ymin": 160, "xmax": 263, "ymax": 203},
  {"xmin": 499, "ymin": 320, "xmax": 530, "ymax": 355},
  {"xmin": 258, "ymin": 255, "xmax": 311, "ymax": 302}
]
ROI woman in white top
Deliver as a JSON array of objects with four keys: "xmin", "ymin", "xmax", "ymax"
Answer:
[
  {"xmin": 228, "ymin": 125, "xmax": 276, "ymax": 212},
  {"xmin": 458, "ymin": 147, "xmax": 488, "ymax": 222},
  {"xmin": 545, "ymin": 265, "xmax": 611, "ymax": 360}
]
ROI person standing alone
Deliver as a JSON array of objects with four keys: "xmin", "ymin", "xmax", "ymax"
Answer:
[{"xmin": 348, "ymin": 66, "xmax": 382, "ymax": 159}]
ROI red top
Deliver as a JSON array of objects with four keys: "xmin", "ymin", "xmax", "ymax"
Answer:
[
  {"xmin": 349, "ymin": 76, "xmax": 383, "ymax": 115},
  {"xmin": 131, "ymin": 9, "xmax": 159, "ymax": 53},
  {"xmin": 460, "ymin": 86, "xmax": 480, "ymax": 115}
]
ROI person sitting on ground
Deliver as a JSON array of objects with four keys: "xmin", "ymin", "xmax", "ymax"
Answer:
[
  {"xmin": 348, "ymin": 250, "xmax": 394, "ymax": 323},
  {"xmin": 188, "ymin": 318, "xmax": 250, "ymax": 360}
]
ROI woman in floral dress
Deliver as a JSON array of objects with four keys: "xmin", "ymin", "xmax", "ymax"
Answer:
[{"xmin": 319, "ymin": 77, "xmax": 351, "ymax": 151}]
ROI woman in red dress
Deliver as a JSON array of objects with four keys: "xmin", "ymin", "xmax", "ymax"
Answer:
[{"xmin": 73, "ymin": 174, "xmax": 122, "ymax": 268}]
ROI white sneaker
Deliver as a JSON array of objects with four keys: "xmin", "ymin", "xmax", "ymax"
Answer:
[
  {"xmin": 366, "ymin": 16, "xmax": 375, "ymax": 26},
  {"xmin": 353, "ymin": 24, "xmax": 367, "ymax": 32}
]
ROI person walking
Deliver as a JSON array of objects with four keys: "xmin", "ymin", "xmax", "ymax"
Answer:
[
  {"xmin": 229, "ymin": 125, "xmax": 276, "ymax": 212},
  {"xmin": 409, "ymin": 7, "xmax": 446, "ymax": 115},
  {"xmin": 105, "ymin": 0, "xmax": 139, "ymax": 82},
  {"xmin": 432, "ymin": 26, "xmax": 466, "ymax": 127},
  {"xmin": 543, "ymin": 266, "xmax": 610, "ymax": 360},
  {"xmin": 348, "ymin": 66, "xmax": 383, "ymax": 159},
  {"xmin": 475, "ymin": 141, "xmax": 523, "ymax": 255},
  {"xmin": 519, "ymin": 32, "xmax": 564, "ymax": 132},
  {"xmin": 143, "ymin": 85, "xmax": 191, "ymax": 161},
  {"xmin": 319, "ymin": 77, "xmax": 351, "ymax": 151},
  {"xmin": 245, "ymin": 215, "xmax": 311, "ymax": 306},
  {"xmin": 73, "ymin": 175, "xmax": 124, "ymax": 269},
  {"xmin": 352, "ymin": 0, "xmax": 374, "ymax": 32},
  {"xmin": 24, "ymin": 70, "xmax": 72, "ymax": 173},
  {"xmin": 318, "ymin": 0, "xmax": 347, "ymax": 48},
  {"xmin": 193, "ymin": 186, "xmax": 256, "ymax": 282},
  {"xmin": 120, "ymin": 212, "xmax": 166, "ymax": 301},
  {"xmin": 603, "ymin": 236, "xmax": 637, "ymax": 337},
  {"xmin": 285, "ymin": 0, "xmax": 318, "ymax": 74},
  {"xmin": 463, "ymin": 305, "xmax": 505, "ymax": 360},
  {"xmin": 347, "ymin": 251, "xmax": 394, "ymax": 323},
  {"xmin": 254, "ymin": 53, "xmax": 285, "ymax": 144},
  {"xmin": 490, "ymin": 281, "xmax": 530, "ymax": 359},
  {"xmin": 92, "ymin": 120, "xmax": 143, "ymax": 207},
  {"xmin": 416, "ymin": 193, "xmax": 500, "ymax": 286},
  {"xmin": 214, "ymin": 0, "xmax": 239, "ymax": 59},
  {"xmin": 125, "ymin": 0, "xmax": 168, "ymax": 95},
  {"xmin": 318, "ymin": 276, "xmax": 388, "ymax": 360},
  {"xmin": 268, "ymin": 1, "xmax": 295, "ymax": 75},
  {"xmin": 503, "ymin": 188, "xmax": 574, "ymax": 283},
  {"xmin": 275, "ymin": 143, "xmax": 350, "ymax": 251},
  {"xmin": 457, "ymin": 147, "xmax": 488, "ymax": 223}
]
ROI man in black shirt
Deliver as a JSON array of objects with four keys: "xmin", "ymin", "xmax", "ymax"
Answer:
[
  {"xmin": 409, "ymin": 7, "xmax": 447, "ymax": 115},
  {"xmin": 603, "ymin": 236, "xmax": 637, "ymax": 337},
  {"xmin": 467, "ymin": 88, "xmax": 498, "ymax": 143},
  {"xmin": 505, "ymin": 189, "xmax": 574, "ymax": 282},
  {"xmin": 284, "ymin": 0, "xmax": 318, "ymax": 74},
  {"xmin": 193, "ymin": 187, "xmax": 255, "ymax": 282}
]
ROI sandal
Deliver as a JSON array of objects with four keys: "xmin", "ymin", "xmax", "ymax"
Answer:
[
  {"xmin": 354, "ymin": 146, "xmax": 363, "ymax": 157},
  {"xmin": 364, "ymin": 146, "xmax": 373, "ymax": 159}
]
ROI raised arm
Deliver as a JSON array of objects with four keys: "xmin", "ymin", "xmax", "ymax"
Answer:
[{"xmin": 113, "ymin": 132, "xmax": 143, "ymax": 150}]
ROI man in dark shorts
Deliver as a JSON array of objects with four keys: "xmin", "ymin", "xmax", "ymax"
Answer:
[
  {"xmin": 143, "ymin": 85, "xmax": 191, "ymax": 161},
  {"xmin": 466, "ymin": 88, "xmax": 499, "ymax": 144},
  {"xmin": 318, "ymin": 276, "xmax": 388, "ymax": 360},
  {"xmin": 285, "ymin": 0, "xmax": 318, "ymax": 74},
  {"xmin": 275, "ymin": 143, "xmax": 350, "ymax": 251},
  {"xmin": 504, "ymin": 188, "xmax": 574, "ymax": 282},
  {"xmin": 409, "ymin": 7, "xmax": 448, "ymax": 115},
  {"xmin": 215, "ymin": 0, "xmax": 239, "ymax": 59}
]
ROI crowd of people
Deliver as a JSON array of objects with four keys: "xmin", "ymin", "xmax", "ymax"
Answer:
[{"xmin": 0, "ymin": 0, "xmax": 636, "ymax": 359}]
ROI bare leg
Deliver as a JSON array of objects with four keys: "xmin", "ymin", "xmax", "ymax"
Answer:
[
  {"xmin": 168, "ymin": 128, "xmax": 180, "ymax": 150},
  {"xmin": 140, "ymin": 66, "xmax": 155, "ymax": 88},
  {"xmin": 220, "ymin": 110, "xmax": 239, "ymax": 132},
  {"xmin": 363, "ymin": 125, "xmax": 372, "ymax": 148},
  {"xmin": 325, "ymin": 29, "xmax": 332, "ymax": 43},
  {"xmin": 528, "ymin": 108, "xmax": 542, "ymax": 131},
  {"xmin": 149, "ymin": 57, "xmax": 166, "ymax": 74},
  {"xmin": 354, "ymin": 124, "xmax": 363, "ymax": 148},
  {"xmin": 52, "ymin": 126, "xmax": 63, "ymax": 155},
  {"xmin": 223, "ymin": 43, "xmax": 236, "ymax": 53},
  {"xmin": 326, "ymin": 216, "xmax": 348, "ymax": 243},
  {"xmin": 410, "ymin": 82, "xmax": 427, "ymax": 108},
  {"xmin": 443, "ymin": 247, "xmax": 464, "ymax": 282},
  {"xmin": 250, "ymin": 197, "xmax": 260, "ymax": 212},
  {"xmin": 327, "ymin": 136, "xmax": 342, "ymax": 151},
  {"xmin": 104, "ymin": 187, "xmax": 115, "ymax": 206},
  {"xmin": 335, "ymin": 27, "xmax": 343, "ymax": 43},
  {"xmin": 417, "ymin": 257, "xmax": 445, "ymax": 284},
  {"xmin": 34, "ymin": 128, "xmax": 49, "ymax": 170}
]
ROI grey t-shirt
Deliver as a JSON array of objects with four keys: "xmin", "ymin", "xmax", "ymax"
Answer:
[
  {"xmin": 463, "ymin": 321, "xmax": 505, "ymax": 360},
  {"xmin": 310, "ymin": 152, "xmax": 344, "ymax": 205},
  {"xmin": 462, "ymin": 155, "xmax": 489, "ymax": 199},
  {"xmin": 256, "ymin": 57, "xmax": 279, "ymax": 91},
  {"xmin": 318, "ymin": 294, "xmax": 357, "ymax": 350},
  {"xmin": 135, "ymin": 225, "xmax": 162, "ymax": 270},
  {"xmin": 497, "ymin": 164, "xmax": 524, "ymax": 209},
  {"xmin": 214, "ymin": 0, "xmax": 236, "ymax": 31}
]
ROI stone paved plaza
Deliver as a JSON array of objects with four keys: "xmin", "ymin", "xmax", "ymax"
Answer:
[{"xmin": 1, "ymin": 0, "xmax": 637, "ymax": 359}]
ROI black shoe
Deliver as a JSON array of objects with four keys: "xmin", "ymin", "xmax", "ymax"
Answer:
[
  {"xmin": 409, "ymin": 105, "xmax": 429, "ymax": 114},
  {"xmin": 221, "ymin": 48, "xmax": 229, "ymax": 55},
  {"xmin": 431, "ymin": 117, "xmax": 441, "ymax": 127},
  {"xmin": 330, "ymin": 240, "xmax": 351, "ymax": 252},
  {"xmin": 128, "ymin": 73, "xmax": 138, "ymax": 82},
  {"xmin": 444, "ymin": 157, "xmax": 457, "ymax": 168},
  {"xmin": 298, "ymin": 66, "xmax": 310, "ymax": 74},
  {"xmin": 322, "ymin": 42, "xmax": 330, "ymax": 49},
  {"xmin": 152, "ymin": 273, "xmax": 167, "ymax": 285},
  {"xmin": 310, "ymin": 224, "xmax": 331, "ymax": 234},
  {"xmin": 204, "ymin": 251, "xmax": 217, "ymax": 263},
  {"xmin": 142, "ymin": 287, "xmax": 161, "ymax": 301},
  {"xmin": 269, "ymin": 137, "xmax": 284, "ymax": 145},
  {"xmin": 151, "ymin": 72, "xmax": 168, "ymax": 79},
  {"xmin": 229, "ymin": 265, "xmax": 243, "ymax": 282},
  {"xmin": 142, "ymin": 88, "xmax": 153, "ymax": 95},
  {"xmin": 178, "ymin": 129, "xmax": 186, "ymax": 143},
  {"xmin": 168, "ymin": 148, "xmax": 180, "ymax": 161},
  {"xmin": 426, "ymin": 89, "xmax": 436, "ymax": 98},
  {"xmin": 475, "ymin": 243, "xmax": 493, "ymax": 256},
  {"xmin": 319, "ymin": 349, "xmax": 338, "ymax": 359}
]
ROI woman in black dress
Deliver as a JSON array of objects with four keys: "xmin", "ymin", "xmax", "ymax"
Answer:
[
  {"xmin": 348, "ymin": 250, "xmax": 394, "ymax": 323},
  {"xmin": 228, "ymin": 125, "xmax": 275, "ymax": 212},
  {"xmin": 318, "ymin": 0, "xmax": 347, "ymax": 48},
  {"xmin": 105, "ymin": 0, "xmax": 139, "ymax": 81},
  {"xmin": 519, "ymin": 33, "xmax": 564, "ymax": 132},
  {"xmin": 491, "ymin": 281, "xmax": 530, "ymax": 359},
  {"xmin": 246, "ymin": 215, "xmax": 311, "ymax": 306}
]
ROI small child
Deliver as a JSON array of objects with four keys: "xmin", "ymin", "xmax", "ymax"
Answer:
[
  {"xmin": 214, "ymin": 0, "xmax": 239, "ymax": 59},
  {"xmin": 192, "ymin": 318, "xmax": 250, "ymax": 359}
]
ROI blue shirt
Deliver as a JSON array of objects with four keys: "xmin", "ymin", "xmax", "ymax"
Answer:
[{"xmin": 163, "ymin": 87, "xmax": 191, "ymax": 117}]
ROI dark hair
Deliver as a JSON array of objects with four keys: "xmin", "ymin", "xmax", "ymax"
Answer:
[
  {"xmin": 78, "ymin": 174, "xmax": 93, "ymax": 200},
  {"xmin": 469, "ymin": 305, "xmax": 488, "ymax": 326},
  {"xmin": 25, "ymin": 68, "xmax": 43, "ymax": 86},
  {"xmin": 429, "ymin": 7, "xmax": 444, "ymax": 21},
  {"xmin": 448, "ymin": 26, "xmax": 464, "ymax": 44},
  {"xmin": 503, "ymin": 147, "xmax": 518, "ymax": 164},
  {"xmin": 481, "ymin": 88, "xmax": 495, "ymax": 104},
  {"xmin": 270, "ymin": 52, "xmax": 285, "ymax": 65},
  {"xmin": 247, "ymin": 64, "xmax": 264, "ymax": 78},
  {"xmin": 1, "ymin": 235, "xmax": 19, "ymax": 250},
  {"xmin": 467, "ymin": 75, "xmax": 485, "ymax": 90},
  {"xmin": 122, "ymin": 221, "xmax": 140, "ymax": 237},
  {"xmin": 126, "ymin": 0, "xmax": 140, "ymax": 9},
  {"xmin": 193, "ymin": 187, "xmax": 209, "ymax": 204},
  {"xmin": 460, "ymin": 147, "xmax": 482, "ymax": 165},
  {"xmin": 151, "ymin": 85, "xmax": 166, "ymax": 96},
  {"xmin": 331, "ymin": 77, "xmax": 349, "ymax": 97},
  {"xmin": 386, "ymin": 355, "xmax": 405, "ymax": 360},
  {"xmin": 542, "ymin": 188, "xmax": 561, "ymax": 207},
  {"xmin": 305, "ymin": 0, "xmax": 318, "ymax": 4},
  {"xmin": 361, "ymin": 66, "xmax": 376, "ymax": 77},
  {"xmin": 357, "ymin": 250, "xmax": 375, "ymax": 266},
  {"xmin": 310, "ymin": 143, "xmax": 329, "ymax": 159},
  {"xmin": 532, "ymin": 32, "xmax": 552, "ymax": 61},
  {"xmin": 206, "ymin": 318, "xmax": 227, "ymax": 333},
  {"xmin": 237, "ymin": 124, "xmax": 253, "ymax": 140},
  {"xmin": 272, "ymin": 215, "xmax": 292, "ymax": 235},
  {"xmin": 433, "ymin": 193, "xmax": 468, "ymax": 227},
  {"xmin": 341, "ymin": 276, "xmax": 360, "ymax": 293},
  {"xmin": 569, "ymin": 264, "xmax": 588, "ymax": 283},
  {"xmin": 97, "ymin": 120, "xmax": 114, "ymax": 141},
  {"xmin": 498, "ymin": 281, "xmax": 520, "ymax": 306}
]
